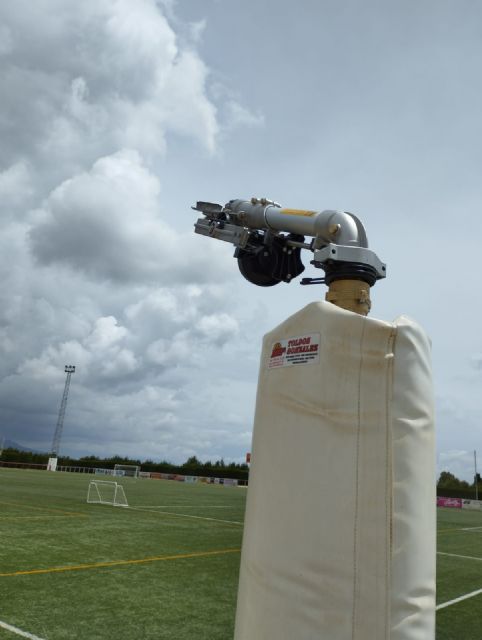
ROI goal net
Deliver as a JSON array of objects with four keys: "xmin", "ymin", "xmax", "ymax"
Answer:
[
  {"xmin": 87, "ymin": 481, "xmax": 128, "ymax": 507},
  {"xmin": 113, "ymin": 464, "xmax": 140, "ymax": 478}
]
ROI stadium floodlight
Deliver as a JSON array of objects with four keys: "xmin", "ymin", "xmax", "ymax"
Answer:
[
  {"xmin": 475, "ymin": 450, "xmax": 479, "ymax": 501},
  {"xmin": 50, "ymin": 365, "xmax": 76, "ymax": 457}
]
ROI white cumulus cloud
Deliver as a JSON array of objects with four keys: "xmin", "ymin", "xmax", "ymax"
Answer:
[{"xmin": 0, "ymin": 1, "xmax": 259, "ymax": 463}]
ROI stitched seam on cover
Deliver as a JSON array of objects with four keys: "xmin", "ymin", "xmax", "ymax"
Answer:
[
  {"xmin": 384, "ymin": 327, "xmax": 397, "ymax": 639},
  {"xmin": 351, "ymin": 315, "xmax": 367, "ymax": 640}
]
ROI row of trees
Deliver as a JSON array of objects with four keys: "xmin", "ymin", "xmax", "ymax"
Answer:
[
  {"xmin": 0, "ymin": 449, "xmax": 249, "ymax": 481},
  {"xmin": 437, "ymin": 471, "xmax": 481, "ymax": 489},
  {"xmin": 2, "ymin": 448, "xmax": 478, "ymax": 489},
  {"xmin": 437, "ymin": 471, "xmax": 481, "ymax": 499}
]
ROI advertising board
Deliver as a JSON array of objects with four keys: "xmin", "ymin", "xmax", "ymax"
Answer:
[{"xmin": 437, "ymin": 497, "xmax": 462, "ymax": 508}]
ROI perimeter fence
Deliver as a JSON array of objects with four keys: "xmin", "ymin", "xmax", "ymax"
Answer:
[{"xmin": 0, "ymin": 459, "xmax": 246, "ymax": 485}]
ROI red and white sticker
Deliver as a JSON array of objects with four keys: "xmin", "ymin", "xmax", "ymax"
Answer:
[{"xmin": 268, "ymin": 333, "xmax": 320, "ymax": 369}]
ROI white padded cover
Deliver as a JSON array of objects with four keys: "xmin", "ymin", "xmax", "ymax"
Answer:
[{"xmin": 234, "ymin": 301, "xmax": 435, "ymax": 640}]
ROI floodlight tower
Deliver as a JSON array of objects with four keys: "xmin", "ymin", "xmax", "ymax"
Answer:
[{"xmin": 51, "ymin": 365, "xmax": 76, "ymax": 457}]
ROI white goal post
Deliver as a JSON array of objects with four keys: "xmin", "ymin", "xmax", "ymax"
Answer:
[
  {"xmin": 113, "ymin": 464, "xmax": 140, "ymax": 478},
  {"xmin": 87, "ymin": 480, "xmax": 128, "ymax": 507}
]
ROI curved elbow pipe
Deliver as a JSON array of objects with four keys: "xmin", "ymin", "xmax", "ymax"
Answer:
[{"xmin": 226, "ymin": 199, "xmax": 369, "ymax": 249}]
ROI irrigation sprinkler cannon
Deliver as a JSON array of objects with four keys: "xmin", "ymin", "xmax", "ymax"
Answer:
[
  {"xmin": 193, "ymin": 198, "xmax": 386, "ymax": 316},
  {"xmin": 193, "ymin": 197, "xmax": 435, "ymax": 640}
]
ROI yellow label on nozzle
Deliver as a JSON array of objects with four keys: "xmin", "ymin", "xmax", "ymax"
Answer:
[{"xmin": 280, "ymin": 209, "xmax": 317, "ymax": 217}]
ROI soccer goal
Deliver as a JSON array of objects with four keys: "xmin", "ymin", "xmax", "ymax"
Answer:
[
  {"xmin": 87, "ymin": 480, "xmax": 128, "ymax": 507},
  {"xmin": 113, "ymin": 464, "xmax": 140, "ymax": 478}
]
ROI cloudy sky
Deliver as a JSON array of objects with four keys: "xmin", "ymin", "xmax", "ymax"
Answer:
[{"xmin": 0, "ymin": 0, "xmax": 481, "ymax": 480}]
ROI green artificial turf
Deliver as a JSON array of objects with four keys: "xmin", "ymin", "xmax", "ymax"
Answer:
[
  {"xmin": 0, "ymin": 469, "xmax": 245, "ymax": 639},
  {"xmin": 1, "ymin": 469, "xmax": 481, "ymax": 639},
  {"xmin": 436, "ymin": 507, "xmax": 482, "ymax": 640}
]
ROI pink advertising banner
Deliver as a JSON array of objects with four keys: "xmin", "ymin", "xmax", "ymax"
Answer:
[{"xmin": 437, "ymin": 496, "xmax": 462, "ymax": 508}]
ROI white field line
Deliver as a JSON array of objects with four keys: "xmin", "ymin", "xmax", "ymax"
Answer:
[
  {"xmin": 437, "ymin": 587, "xmax": 482, "ymax": 610},
  {"xmin": 133, "ymin": 505, "xmax": 232, "ymax": 509},
  {"xmin": 0, "ymin": 620, "xmax": 46, "ymax": 640},
  {"xmin": 437, "ymin": 551, "xmax": 482, "ymax": 562},
  {"xmin": 461, "ymin": 526, "xmax": 482, "ymax": 531},
  {"xmin": 436, "ymin": 551, "xmax": 482, "ymax": 609},
  {"xmin": 128, "ymin": 505, "xmax": 243, "ymax": 525}
]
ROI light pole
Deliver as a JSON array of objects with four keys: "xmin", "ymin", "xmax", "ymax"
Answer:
[
  {"xmin": 51, "ymin": 365, "xmax": 76, "ymax": 457},
  {"xmin": 475, "ymin": 450, "xmax": 479, "ymax": 501}
]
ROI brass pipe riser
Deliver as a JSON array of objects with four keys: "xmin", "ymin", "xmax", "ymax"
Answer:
[{"xmin": 325, "ymin": 279, "xmax": 371, "ymax": 316}]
